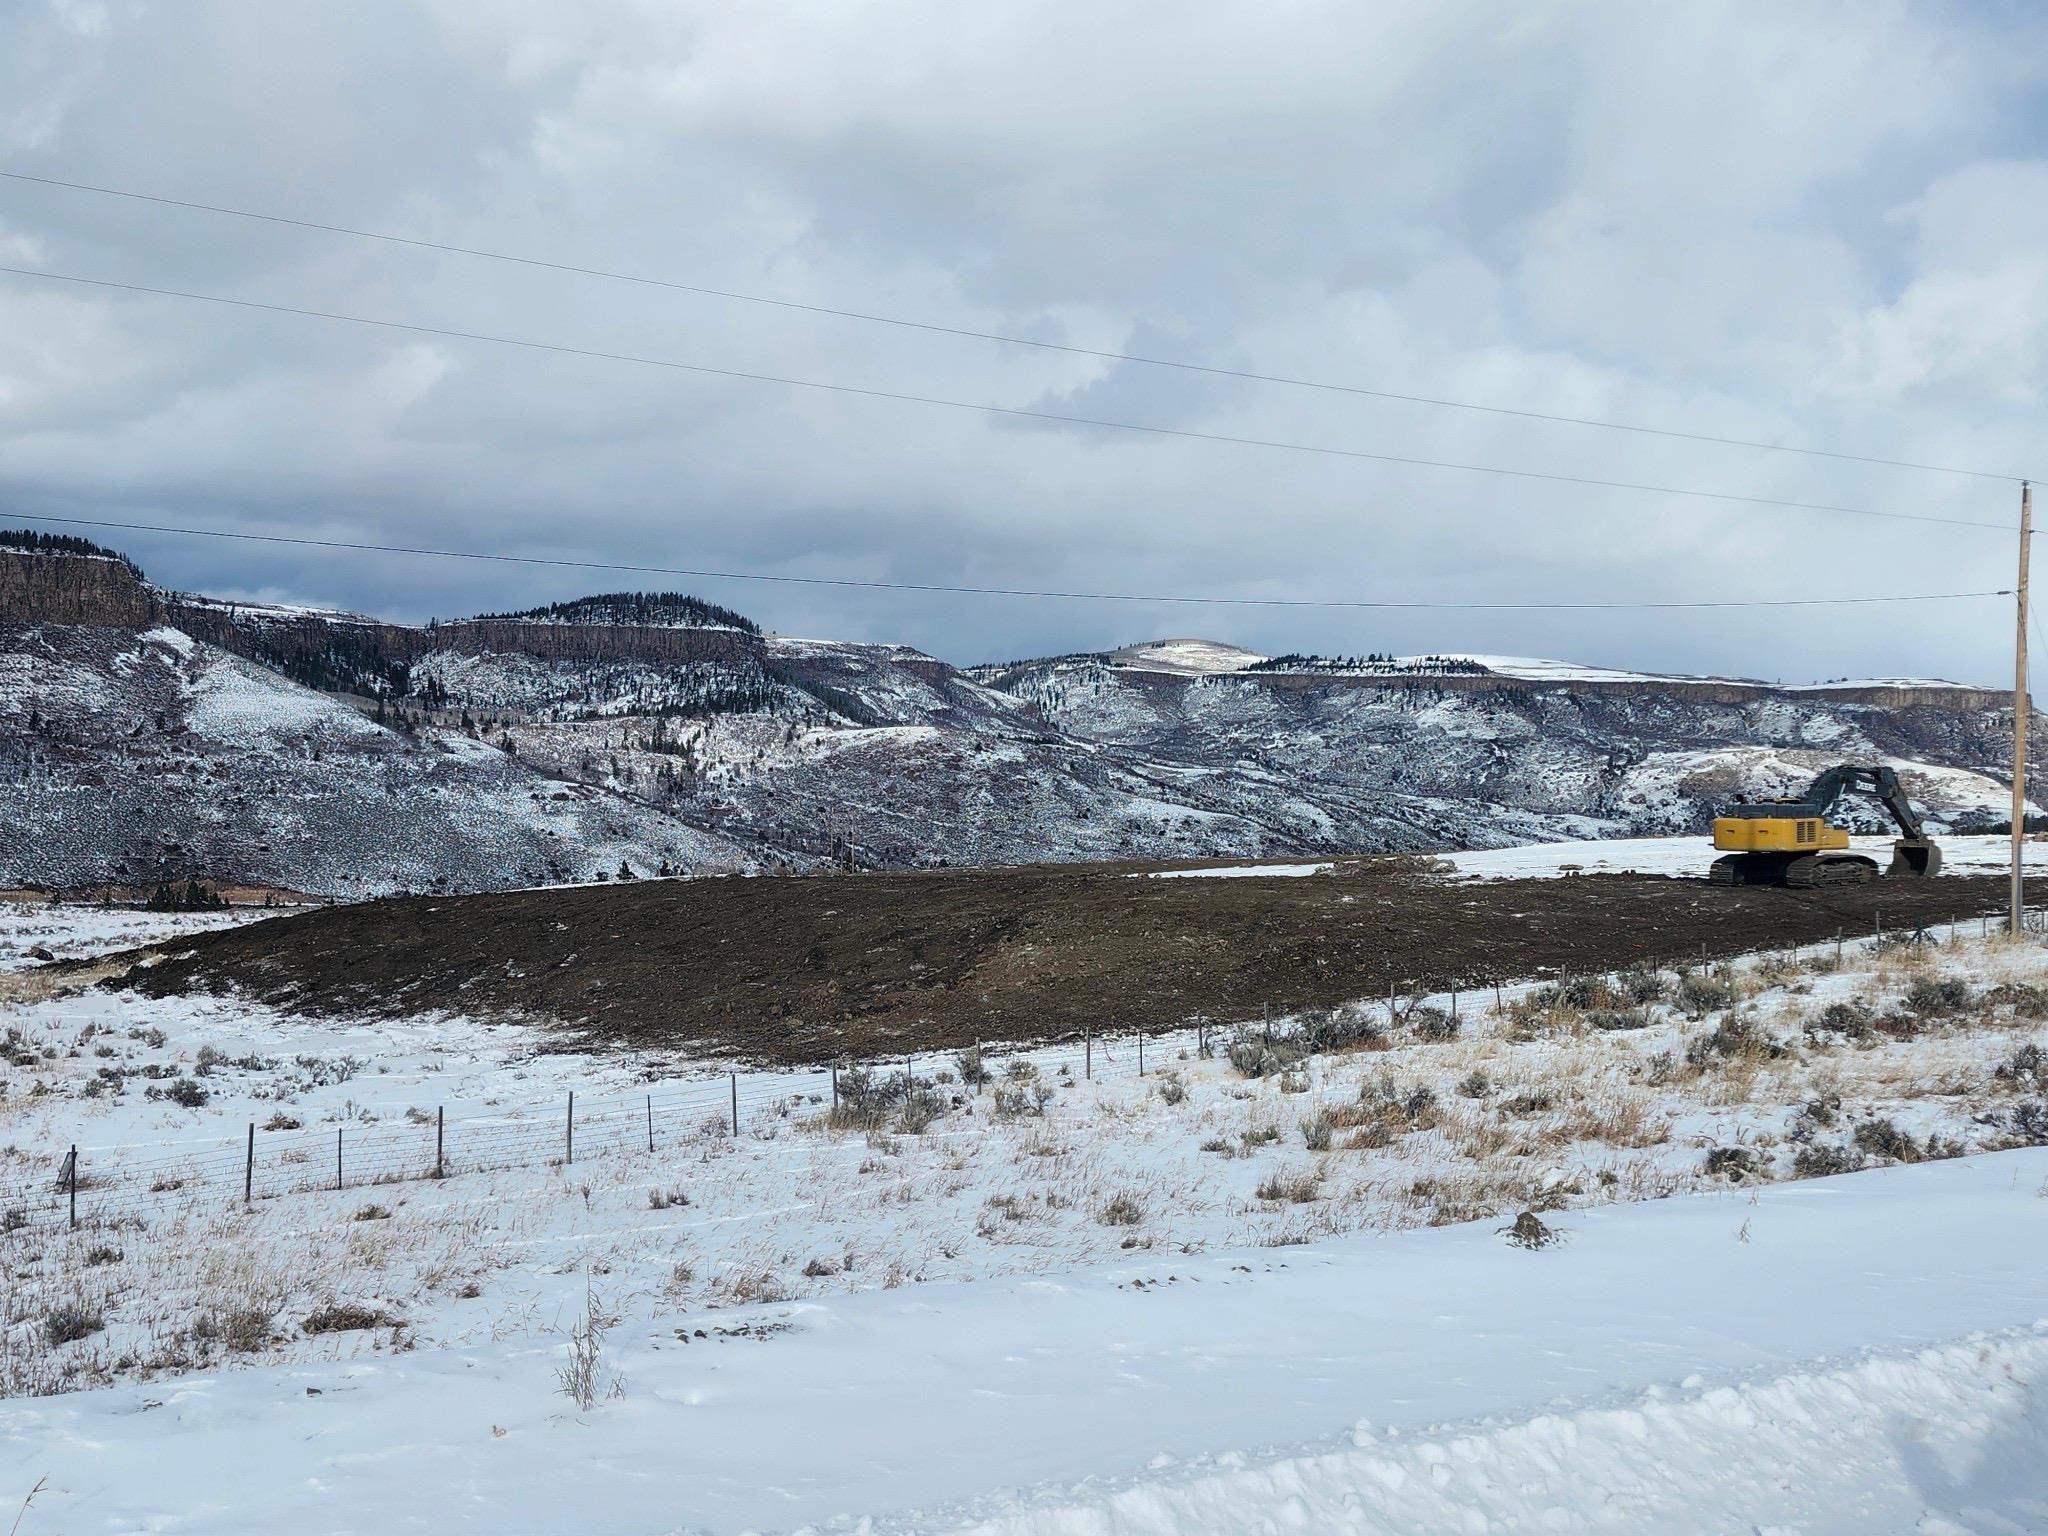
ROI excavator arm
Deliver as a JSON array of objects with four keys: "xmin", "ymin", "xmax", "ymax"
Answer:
[{"xmin": 1797, "ymin": 765, "xmax": 1930, "ymax": 842}]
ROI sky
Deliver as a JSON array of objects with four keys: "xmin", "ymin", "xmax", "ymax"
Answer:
[{"xmin": 4, "ymin": 2, "xmax": 2048, "ymax": 683}]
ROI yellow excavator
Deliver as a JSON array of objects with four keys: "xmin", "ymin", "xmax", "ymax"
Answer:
[{"xmin": 1710, "ymin": 763, "xmax": 1942, "ymax": 887}]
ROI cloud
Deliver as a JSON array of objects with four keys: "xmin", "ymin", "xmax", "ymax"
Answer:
[{"xmin": 0, "ymin": 0, "xmax": 2044, "ymax": 682}]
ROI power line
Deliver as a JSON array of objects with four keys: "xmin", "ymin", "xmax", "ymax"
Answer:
[
  {"xmin": 0, "ymin": 263, "xmax": 2019, "ymax": 535},
  {"xmin": 1, "ymin": 167, "xmax": 2025, "ymax": 486},
  {"xmin": 2, "ymin": 512, "xmax": 2014, "ymax": 611}
]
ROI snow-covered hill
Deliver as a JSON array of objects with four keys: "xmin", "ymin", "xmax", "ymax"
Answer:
[
  {"xmin": 0, "ymin": 536, "xmax": 2027, "ymax": 893},
  {"xmin": 0, "ymin": 624, "xmax": 771, "ymax": 896}
]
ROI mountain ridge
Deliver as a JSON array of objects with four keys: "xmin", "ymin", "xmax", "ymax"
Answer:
[{"xmin": 0, "ymin": 535, "xmax": 2027, "ymax": 897}]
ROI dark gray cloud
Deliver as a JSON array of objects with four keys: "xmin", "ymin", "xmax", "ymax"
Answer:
[{"xmin": 4, "ymin": 0, "xmax": 2048, "ymax": 680}]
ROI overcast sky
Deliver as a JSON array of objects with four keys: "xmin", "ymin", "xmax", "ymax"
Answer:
[{"xmin": 4, "ymin": 2, "xmax": 2048, "ymax": 682}]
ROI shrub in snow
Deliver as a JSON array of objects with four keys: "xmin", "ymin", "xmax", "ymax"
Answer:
[
  {"xmin": 190, "ymin": 1306, "xmax": 274, "ymax": 1354},
  {"xmin": 1905, "ymin": 975, "xmax": 1977, "ymax": 1017},
  {"xmin": 303, "ymin": 1303, "xmax": 397, "ymax": 1335},
  {"xmin": 1499, "ymin": 1210, "xmax": 1560, "ymax": 1249},
  {"xmin": 1154, "ymin": 1071, "xmax": 1187, "ymax": 1106},
  {"xmin": 2006, "ymin": 1100, "xmax": 2048, "ymax": 1145},
  {"xmin": 992, "ymin": 1082, "xmax": 1052, "ymax": 1118},
  {"xmin": 1806, "ymin": 1000, "xmax": 1874, "ymax": 1041},
  {"xmin": 1407, "ymin": 1006, "xmax": 1458, "ymax": 1043},
  {"xmin": 1616, "ymin": 966, "xmax": 1670, "ymax": 1003},
  {"xmin": 954, "ymin": 1045, "xmax": 989, "ymax": 1089},
  {"xmin": 1255, "ymin": 1167, "xmax": 1322, "ymax": 1203},
  {"xmin": 1587, "ymin": 1005, "xmax": 1655, "ymax": 1032},
  {"xmin": 1987, "ymin": 982, "xmax": 2048, "ymax": 1019},
  {"xmin": 894, "ymin": 1085, "xmax": 947, "ymax": 1135},
  {"xmin": 1995, "ymin": 1043, "xmax": 2048, "ymax": 1092},
  {"xmin": 1456, "ymin": 1070, "xmax": 1490, "ymax": 1099},
  {"xmin": 43, "ymin": 1298, "xmax": 104, "ymax": 1346},
  {"xmin": 145, "ymin": 1075, "xmax": 209, "ymax": 1108},
  {"xmin": 1675, "ymin": 972, "xmax": 1739, "ymax": 1019},
  {"xmin": 1684, "ymin": 1015, "xmax": 1785, "ymax": 1071},
  {"xmin": 1300, "ymin": 1111, "xmax": 1334, "ymax": 1152},
  {"xmin": 1851, "ymin": 1118, "xmax": 1921, "ymax": 1164},
  {"xmin": 1096, "ymin": 1192, "xmax": 1146, "ymax": 1227},
  {"xmin": 1702, "ymin": 1147, "xmax": 1758, "ymax": 1182}
]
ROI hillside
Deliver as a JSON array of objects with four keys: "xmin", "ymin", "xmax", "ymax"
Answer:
[{"xmin": 0, "ymin": 535, "xmax": 2029, "ymax": 895}]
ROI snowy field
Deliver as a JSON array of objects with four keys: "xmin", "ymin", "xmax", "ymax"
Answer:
[{"xmin": 5, "ymin": 899, "xmax": 2048, "ymax": 1531}]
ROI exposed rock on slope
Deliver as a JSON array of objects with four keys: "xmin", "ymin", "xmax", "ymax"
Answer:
[{"xmin": 0, "ymin": 535, "xmax": 2027, "ymax": 894}]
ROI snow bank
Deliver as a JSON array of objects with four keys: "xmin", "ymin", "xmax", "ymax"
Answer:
[
  {"xmin": 1145, "ymin": 861, "xmax": 1333, "ymax": 879},
  {"xmin": 8, "ymin": 1150, "xmax": 2048, "ymax": 1533}
]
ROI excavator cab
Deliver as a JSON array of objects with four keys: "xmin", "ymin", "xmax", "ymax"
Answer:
[{"xmin": 1709, "ymin": 764, "xmax": 1941, "ymax": 887}]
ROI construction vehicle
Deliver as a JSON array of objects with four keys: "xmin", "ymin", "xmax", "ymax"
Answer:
[{"xmin": 1709, "ymin": 764, "xmax": 1943, "ymax": 887}]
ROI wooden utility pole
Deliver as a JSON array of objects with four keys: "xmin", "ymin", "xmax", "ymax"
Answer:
[{"xmin": 2013, "ymin": 481, "xmax": 2033, "ymax": 937}]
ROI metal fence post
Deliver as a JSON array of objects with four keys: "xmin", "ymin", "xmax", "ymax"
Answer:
[
  {"xmin": 831, "ymin": 1063, "xmax": 839, "ymax": 1110},
  {"xmin": 67, "ymin": 1144, "xmax": 77, "ymax": 1230},
  {"xmin": 1085, "ymin": 1029, "xmax": 1092, "ymax": 1080},
  {"xmin": 646, "ymin": 1094, "xmax": 654, "ymax": 1154},
  {"xmin": 336, "ymin": 1127, "xmax": 343, "ymax": 1191},
  {"xmin": 567, "ymin": 1090, "xmax": 575, "ymax": 1165},
  {"xmin": 1138, "ymin": 1031, "xmax": 1144, "ymax": 1076},
  {"xmin": 244, "ymin": 1124, "xmax": 253, "ymax": 1205},
  {"xmin": 436, "ymin": 1107, "xmax": 445, "ymax": 1179},
  {"xmin": 730, "ymin": 1072, "xmax": 738, "ymax": 1137}
]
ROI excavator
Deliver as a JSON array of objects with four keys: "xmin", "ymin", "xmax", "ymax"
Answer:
[{"xmin": 1709, "ymin": 764, "xmax": 1943, "ymax": 887}]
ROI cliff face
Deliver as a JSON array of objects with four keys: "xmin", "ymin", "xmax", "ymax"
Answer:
[
  {"xmin": 0, "ymin": 551, "xmax": 762, "ymax": 690},
  {"xmin": 0, "ymin": 550, "xmax": 157, "ymax": 627}
]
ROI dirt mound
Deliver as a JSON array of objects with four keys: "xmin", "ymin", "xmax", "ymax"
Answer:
[
  {"xmin": 117, "ymin": 859, "xmax": 2011, "ymax": 1064},
  {"xmin": 108, "ymin": 860, "xmax": 1998, "ymax": 1064}
]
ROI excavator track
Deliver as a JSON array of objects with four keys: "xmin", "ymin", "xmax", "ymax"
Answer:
[{"xmin": 1782, "ymin": 853, "xmax": 1879, "ymax": 888}]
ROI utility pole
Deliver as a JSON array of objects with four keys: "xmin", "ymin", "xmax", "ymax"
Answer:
[{"xmin": 2013, "ymin": 481, "xmax": 2033, "ymax": 937}]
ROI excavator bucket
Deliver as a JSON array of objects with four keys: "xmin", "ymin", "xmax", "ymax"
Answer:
[{"xmin": 1889, "ymin": 838, "xmax": 1942, "ymax": 878}]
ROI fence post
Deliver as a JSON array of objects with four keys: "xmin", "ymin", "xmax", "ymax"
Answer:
[
  {"xmin": 1451, "ymin": 987, "xmax": 1459, "ymax": 1021},
  {"xmin": 831, "ymin": 1063, "xmax": 839, "ymax": 1110},
  {"xmin": 1138, "ymin": 1032, "xmax": 1145, "ymax": 1076},
  {"xmin": 730, "ymin": 1072, "xmax": 738, "ymax": 1137},
  {"xmin": 67, "ymin": 1144, "xmax": 77, "ymax": 1230},
  {"xmin": 1264, "ymin": 1002, "xmax": 1272, "ymax": 1043},
  {"xmin": 566, "ymin": 1090, "xmax": 575, "ymax": 1165},
  {"xmin": 646, "ymin": 1094, "xmax": 654, "ymax": 1154},
  {"xmin": 436, "ymin": 1107, "xmax": 445, "ymax": 1179},
  {"xmin": 244, "ymin": 1124, "xmax": 254, "ymax": 1205},
  {"xmin": 336, "ymin": 1127, "xmax": 343, "ymax": 1191},
  {"xmin": 1085, "ymin": 1030, "xmax": 1092, "ymax": 1081},
  {"xmin": 1836, "ymin": 932, "xmax": 1843, "ymax": 965}
]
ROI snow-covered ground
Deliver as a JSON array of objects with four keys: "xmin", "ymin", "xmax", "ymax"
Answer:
[
  {"xmin": 1445, "ymin": 831, "xmax": 2048, "ymax": 881},
  {"xmin": 0, "ymin": 901, "xmax": 280, "ymax": 972},
  {"xmin": 1144, "ymin": 861, "xmax": 1333, "ymax": 879},
  {"xmin": 8, "ymin": 1151, "xmax": 2047, "ymax": 1534},
  {"xmin": 7, "ymin": 902, "xmax": 2048, "ymax": 1531}
]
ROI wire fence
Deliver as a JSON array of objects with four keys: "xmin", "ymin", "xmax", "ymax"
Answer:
[
  {"xmin": 5, "ymin": 903, "xmax": 2032, "ymax": 1239},
  {"xmin": 1, "ymin": 1015, "xmax": 1238, "ymax": 1237}
]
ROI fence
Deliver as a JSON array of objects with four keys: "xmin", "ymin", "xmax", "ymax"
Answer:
[
  {"xmin": 4, "ymin": 903, "xmax": 2030, "ymax": 1238},
  {"xmin": 0, "ymin": 1015, "xmax": 1243, "ymax": 1237}
]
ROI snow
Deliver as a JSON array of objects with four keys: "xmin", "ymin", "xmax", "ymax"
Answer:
[
  {"xmin": 1106, "ymin": 639, "xmax": 1269, "ymax": 676},
  {"xmin": 7, "ymin": 1152, "xmax": 2048, "ymax": 1533},
  {"xmin": 1146, "ymin": 861, "xmax": 1334, "ymax": 879},
  {"xmin": 1789, "ymin": 677, "xmax": 1977, "ymax": 691},
  {"xmin": 1430, "ymin": 651, "xmax": 1734, "ymax": 684},
  {"xmin": 1444, "ymin": 832, "xmax": 2048, "ymax": 881}
]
